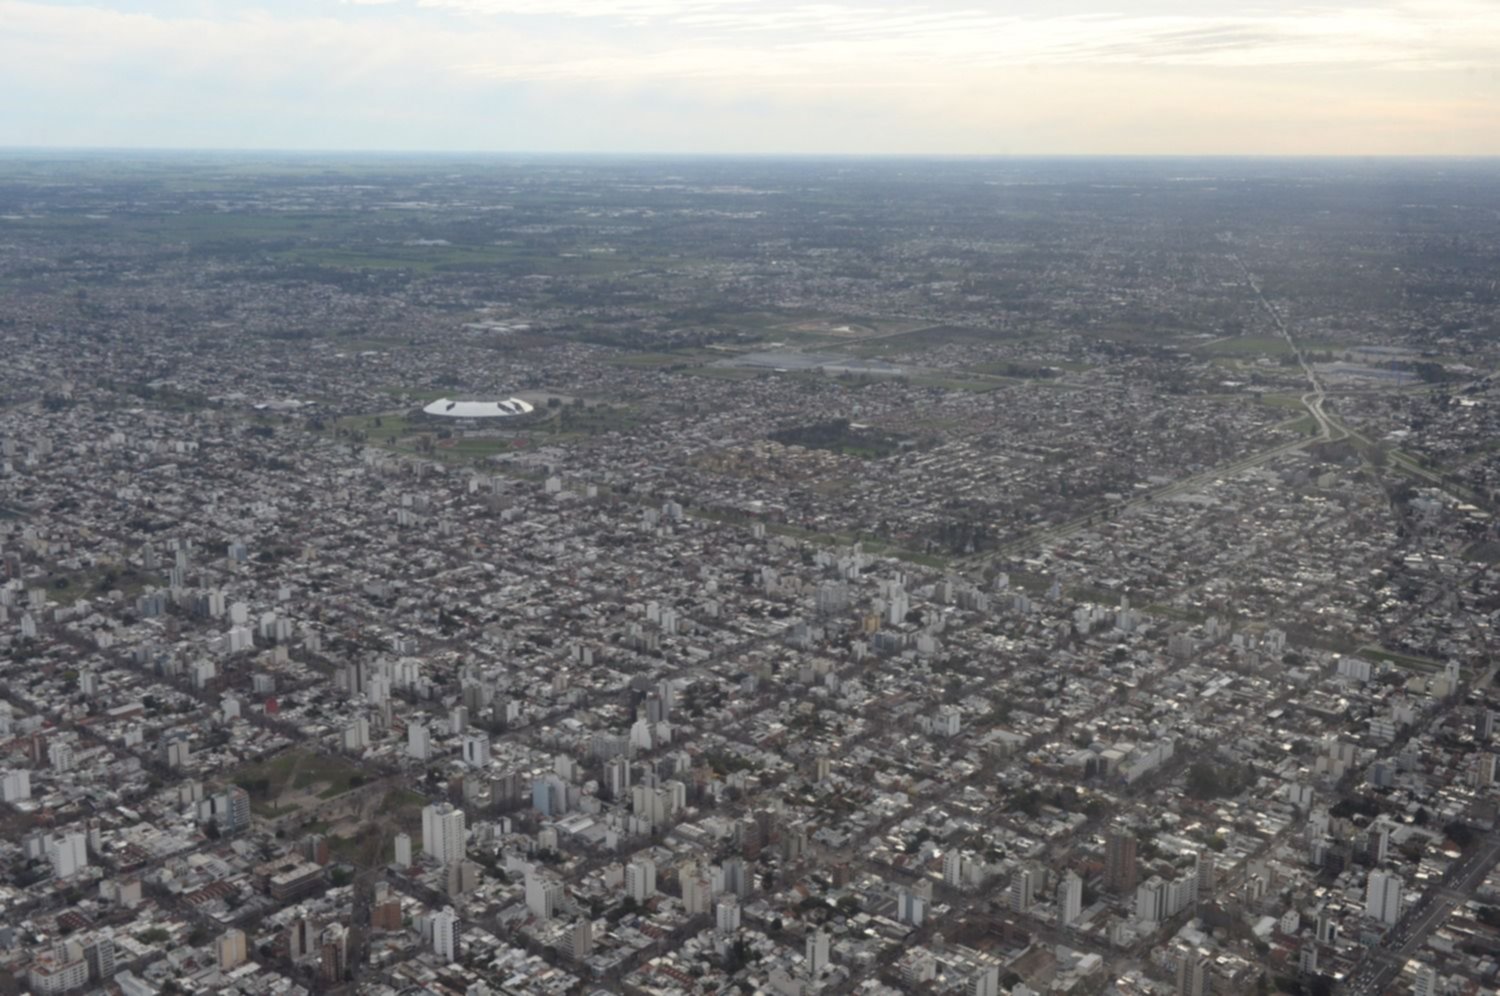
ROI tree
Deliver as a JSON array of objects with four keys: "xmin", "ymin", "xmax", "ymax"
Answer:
[{"xmin": 1186, "ymin": 761, "xmax": 1243, "ymax": 800}]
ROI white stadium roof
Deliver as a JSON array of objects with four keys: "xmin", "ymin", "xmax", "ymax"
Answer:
[{"xmin": 421, "ymin": 397, "xmax": 535, "ymax": 418}]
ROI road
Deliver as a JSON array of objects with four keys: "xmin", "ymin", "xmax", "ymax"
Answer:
[
  {"xmin": 1344, "ymin": 828, "xmax": 1500, "ymax": 995},
  {"xmin": 1341, "ymin": 659, "xmax": 1500, "ymax": 995},
  {"xmin": 1233, "ymin": 256, "xmax": 1343, "ymax": 446},
  {"xmin": 947, "ymin": 256, "xmax": 1346, "ymax": 570}
]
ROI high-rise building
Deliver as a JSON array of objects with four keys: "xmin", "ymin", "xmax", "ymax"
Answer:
[
  {"xmin": 394, "ymin": 831, "xmax": 412, "ymax": 869},
  {"xmin": 1367, "ymin": 822, "xmax": 1391, "ymax": 865},
  {"xmin": 407, "ymin": 722, "xmax": 430, "ymax": 761},
  {"xmin": 421, "ymin": 803, "xmax": 466, "ymax": 868},
  {"xmin": 1008, "ymin": 867, "xmax": 1035, "ymax": 913},
  {"xmin": 28, "ymin": 943, "xmax": 89, "ymax": 995},
  {"xmin": 1195, "ymin": 851, "xmax": 1216, "ymax": 902},
  {"xmin": 431, "ymin": 907, "xmax": 458, "ymax": 963},
  {"xmin": 721, "ymin": 856, "xmax": 748, "ymax": 898},
  {"xmin": 525, "ymin": 871, "xmax": 564, "ymax": 920},
  {"xmin": 1060, "ymin": 870, "xmax": 1083, "ymax": 925},
  {"xmin": 1105, "ymin": 832, "xmax": 1138, "ymax": 894},
  {"xmin": 462, "ymin": 732, "xmax": 490, "ymax": 767},
  {"xmin": 626, "ymin": 857, "xmax": 657, "ymax": 903},
  {"xmin": 344, "ymin": 717, "xmax": 370, "ymax": 752},
  {"xmin": 567, "ymin": 918, "xmax": 593, "ymax": 960},
  {"xmin": 1476, "ymin": 752, "xmax": 1497, "ymax": 787},
  {"xmin": 319, "ymin": 924, "xmax": 348, "ymax": 984},
  {"xmin": 446, "ymin": 859, "xmax": 481, "ymax": 897},
  {"xmin": 1136, "ymin": 876, "xmax": 1169, "ymax": 924},
  {"xmin": 226, "ymin": 785, "xmax": 252, "ymax": 834},
  {"xmin": 716, "ymin": 895, "xmax": 742, "ymax": 935},
  {"xmin": 1176, "ymin": 952, "xmax": 1209, "ymax": 996},
  {"xmin": 216, "ymin": 929, "xmax": 248, "ymax": 972},
  {"xmin": 1412, "ymin": 963, "xmax": 1438, "ymax": 996},
  {"xmin": 1, "ymin": 769, "xmax": 31, "ymax": 802},
  {"xmin": 48, "ymin": 832, "xmax": 88, "ymax": 880},
  {"xmin": 372, "ymin": 895, "xmax": 402, "ymax": 931},
  {"xmin": 287, "ymin": 917, "xmax": 316, "ymax": 961},
  {"xmin": 83, "ymin": 930, "xmax": 116, "ymax": 982},
  {"xmin": 198, "ymin": 786, "xmax": 253, "ymax": 835},
  {"xmin": 805, "ymin": 929, "xmax": 830, "ymax": 977},
  {"xmin": 605, "ymin": 756, "xmax": 632, "ymax": 800},
  {"xmin": 944, "ymin": 849, "xmax": 963, "ymax": 887},
  {"xmin": 898, "ymin": 888, "xmax": 926, "ymax": 925},
  {"xmin": 971, "ymin": 964, "xmax": 1001, "ymax": 996},
  {"xmin": 681, "ymin": 868, "xmax": 714, "ymax": 915},
  {"xmin": 48, "ymin": 740, "xmax": 73, "ymax": 773},
  {"xmin": 1365, "ymin": 870, "xmax": 1403, "ymax": 926}
]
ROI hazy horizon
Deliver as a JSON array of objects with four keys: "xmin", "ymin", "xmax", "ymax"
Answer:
[
  {"xmin": 4, "ymin": 0, "xmax": 1498, "ymax": 157},
  {"xmin": 4, "ymin": 147, "xmax": 1500, "ymax": 161}
]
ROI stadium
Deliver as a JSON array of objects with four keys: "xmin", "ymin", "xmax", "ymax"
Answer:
[{"xmin": 420, "ymin": 397, "xmax": 535, "ymax": 419}]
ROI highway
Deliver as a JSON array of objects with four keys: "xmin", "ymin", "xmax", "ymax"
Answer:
[
  {"xmin": 1233, "ymin": 256, "xmax": 1343, "ymax": 446},
  {"xmin": 1344, "ymin": 828, "xmax": 1500, "ymax": 995},
  {"xmin": 956, "ymin": 258, "xmax": 1343, "ymax": 571},
  {"xmin": 1341, "ymin": 660, "xmax": 1500, "ymax": 995}
]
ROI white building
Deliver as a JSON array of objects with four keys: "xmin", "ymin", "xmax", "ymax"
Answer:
[
  {"xmin": 48, "ymin": 832, "xmax": 88, "ymax": 879},
  {"xmin": 716, "ymin": 895, "xmax": 741, "ymax": 935},
  {"xmin": 49, "ymin": 740, "xmax": 74, "ymax": 773},
  {"xmin": 343, "ymin": 717, "xmax": 370, "ymax": 752},
  {"xmin": 943, "ymin": 849, "xmax": 963, "ymax": 887},
  {"xmin": 462, "ymin": 732, "xmax": 491, "ymax": 768},
  {"xmin": 525, "ymin": 871, "xmax": 563, "ymax": 920},
  {"xmin": 422, "ymin": 803, "xmax": 466, "ymax": 867},
  {"xmin": 431, "ymin": 907, "xmax": 458, "ymax": 962},
  {"xmin": 1009, "ymin": 867, "xmax": 1035, "ymax": 913},
  {"xmin": 1061, "ymin": 870, "xmax": 1083, "ymax": 925},
  {"xmin": 1, "ymin": 769, "xmax": 31, "ymax": 802},
  {"xmin": 408, "ymin": 722, "xmax": 431, "ymax": 761},
  {"xmin": 805, "ymin": 929, "xmax": 829, "ymax": 977},
  {"xmin": 1365, "ymin": 870, "xmax": 1403, "ymax": 926},
  {"xmin": 626, "ymin": 857, "xmax": 657, "ymax": 903}
]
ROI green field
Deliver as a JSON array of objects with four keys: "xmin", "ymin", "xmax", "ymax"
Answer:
[
  {"xmin": 683, "ymin": 366, "xmax": 765, "ymax": 382},
  {"xmin": 908, "ymin": 374, "xmax": 1011, "ymax": 393},
  {"xmin": 43, "ymin": 564, "xmax": 163, "ymax": 605},
  {"xmin": 606, "ymin": 351, "xmax": 702, "ymax": 369},
  {"xmin": 232, "ymin": 749, "xmax": 368, "ymax": 817},
  {"xmin": 1357, "ymin": 646, "xmax": 1445, "ymax": 673},
  {"xmin": 1258, "ymin": 393, "xmax": 1310, "ymax": 411},
  {"xmin": 322, "ymin": 402, "xmax": 640, "ymax": 461},
  {"xmin": 1193, "ymin": 335, "xmax": 1345, "ymax": 358}
]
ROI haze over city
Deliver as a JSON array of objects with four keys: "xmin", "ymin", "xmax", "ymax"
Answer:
[{"xmin": 4, "ymin": 3, "xmax": 1500, "ymax": 996}]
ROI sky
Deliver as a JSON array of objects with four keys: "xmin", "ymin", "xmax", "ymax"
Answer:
[{"xmin": 2, "ymin": 0, "xmax": 1498, "ymax": 155}]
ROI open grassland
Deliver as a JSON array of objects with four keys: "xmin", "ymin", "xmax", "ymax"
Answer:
[{"xmin": 231, "ymin": 749, "xmax": 367, "ymax": 818}]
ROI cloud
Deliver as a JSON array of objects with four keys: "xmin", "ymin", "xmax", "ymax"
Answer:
[
  {"xmin": 418, "ymin": 1, "xmax": 1500, "ymax": 82},
  {"xmin": 0, "ymin": 0, "xmax": 1496, "ymax": 153}
]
